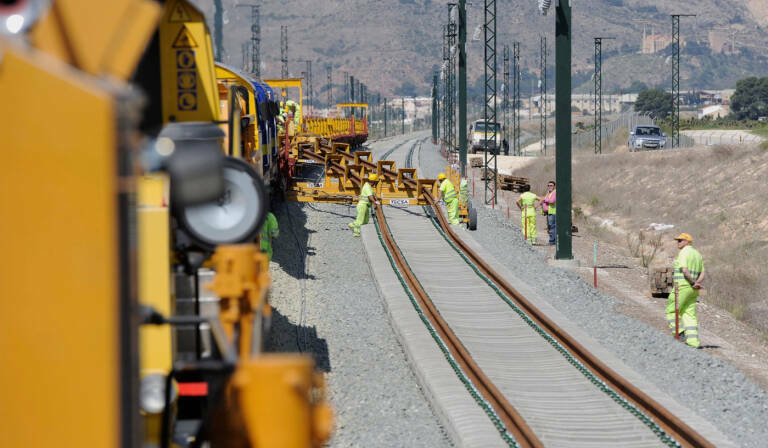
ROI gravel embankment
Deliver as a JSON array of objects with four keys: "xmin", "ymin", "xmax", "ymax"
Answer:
[
  {"xmin": 266, "ymin": 191, "xmax": 451, "ymax": 446},
  {"xmin": 418, "ymin": 138, "xmax": 768, "ymax": 448}
]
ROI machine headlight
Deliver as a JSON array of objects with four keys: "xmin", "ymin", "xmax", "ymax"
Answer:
[
  {"xmin": 635, "ymin": 139, "xmax": 643, "ymax": 145},
  {"xmin": 140, "ymin": 374, "xmax": 171, "ymax": 414}
]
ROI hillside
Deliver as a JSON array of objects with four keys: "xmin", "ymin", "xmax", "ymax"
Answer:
[{"xmin": 190, "ymin": 0, "xmax": 768, "ymax": 99}]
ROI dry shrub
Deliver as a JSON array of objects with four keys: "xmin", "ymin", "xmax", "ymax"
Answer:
[{"xmin": 626, "ymin": 231, "xmax": 663, "ymax": 267}]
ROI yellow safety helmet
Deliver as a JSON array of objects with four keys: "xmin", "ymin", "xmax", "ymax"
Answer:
[
  {"xmin": 438, "ymin": 173, "xmax": 446, "ymax": 181},
  {"xmin": 368, "ymin": 173, "xmax": 378, "ymax": 182},
  {"xmin": 674, "ymin": 233, "xmax": 693, "ymax": 242}
]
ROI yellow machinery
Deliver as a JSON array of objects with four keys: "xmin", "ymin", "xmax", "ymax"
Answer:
[
  {"xmin": 264, "ymin": 77, "xmax": 304, "ymax": 126},
  {"xmin": 1, "ymin": 0, "xmax": 332, "ymax": 446}
]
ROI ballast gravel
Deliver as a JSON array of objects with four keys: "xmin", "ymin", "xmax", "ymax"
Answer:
[
  {"xmin": 417, "ymin": 137, "xmax": 768, "ymax": 448},
  {"xmin": 265, "ymin": 195, "xmax": 452, "ymax": 447}
]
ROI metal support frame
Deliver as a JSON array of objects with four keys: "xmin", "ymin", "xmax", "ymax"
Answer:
[
  {"xmin": 458, "ymin": 0, "xmax": 467, "ymax": 174},
  {"xmin": 442, "ymin": 24, "xmax": 449, "ymax": 147},
  {"xmin": 540, "ymin": 35, "xmax": 547, "ymax": 156},
  {"xmin": 213, "ymin": 0, "xmax": 224, "ymax": 62},
  {"xmin": 593, "ymin": 37, "xmax": 613, "ymax": 154},
  {"xmin": 555, "ymin": 0, "xmax": 572, "ymax": 259},
  {"xmin": 448, "ymin": 5, "xmax": 457, "ymax": 151},
  {"xmin": 432, "ymin": 73, "xmax": 439, "ymax": 142},
  {"xmin": 483, "ymin": 0, "xmax": 497, "ymax": 205},
  {"xmin": 402, "ymin": 97, "xmax": 406, "ymax": 135},
  {"xmin": 671, "ymin": 14, "xmax": 695, "ymax": 148},
  {"xmin": 305, "ymin": 60, "xmax": 312, "ymax": 115},
  {"xmin": 237, "ymin": 5, "xmax": 261, "ymax": 79},
  {"xmin": 280, "ymin": 26, "xmax": 288, "ymax": 78},
  {"xmin": 503, "ymin": 44, "xmax": 510, "ymax": 156},
  {"xmin": 384, "ymin": 98, "xmax": 388, "ymax": 136},
  {"xmin": 513, "ymin": 42, "xmax": 520, "ymax": 156},
  {"xmin": 326, "ymin": 65, "xmax": 332, "ymax": 108}
]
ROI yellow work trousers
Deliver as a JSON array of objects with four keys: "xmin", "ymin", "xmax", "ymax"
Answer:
[
  {"xmin": 666, "ymin": 287, "xmax": 700, "ymax": 348},
  {"xmin": 446, "ymin": 198, "xmax": 460, "ymax": 225},
  {"xmin": 521, "ymin": 209, "xmax": 536, "ymax": 244},
  {"xmin": 351, "ymin": 202, "xmax": 370, "ymax": 236}
]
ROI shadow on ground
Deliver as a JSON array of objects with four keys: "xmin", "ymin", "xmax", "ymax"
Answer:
[{"xmin": 265, "ymin": 308, "xmax": 331, "ymax": 372}]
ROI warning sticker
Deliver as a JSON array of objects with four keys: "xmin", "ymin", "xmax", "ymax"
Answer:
[
  {"xmin": 176, "ymin": 49, "xmax": 196, "ymax": 69},
  {"xmin": 169, "ymin": 1, "xmax": 191, "ymax": 22},
  {"xmin": 178, "ymin": 92, "xmax": 197, "ymax": 111},
  {"xmin": 172, "ymin": 26, "xmax": 198, "ymax": 48}
]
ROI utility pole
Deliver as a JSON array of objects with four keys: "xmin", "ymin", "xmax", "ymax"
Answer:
[
  {"xmin": 448, "ymin": 5, "xmax": 457, "ymax": 151},
  {"xmin": 540, "ymin": 35, "xmax": 547, "ymax": 156},
  {"xmin": 213, "ymin": 0, "xmax": 224, "ymax": 62},
  {"xmin": 503, "ymin": 44, "xmax": 510, "ymax": 155},
  {"xmin": 350, "ymin": 75, "xmax": 355, "ymax": 118},
  {"xmin": 241, "ymin": 42, "xmax": 249, "ymax": 71},
  {"xmin": 237, "ymin": 4, "xmax": 261, "ymax": 79},
  {"xmin": 442, "ymin": 23, "xmax": 449, "ymax": 148},
  {"xmin": 402, "ymin": 97, "xmax": 406, "ymax": 135},
  {"xmin": 305, "ymin": 60, "xmax": 312, "ymax": 115},
  {"xmin": 483, "ymin": 0, "xmax": 497, "ymax": 205},
  {"xmin": 433, "ymin": 73, "xmax": 439, "ymax": 143},
  {"xmin": 513, "ymin": 42, "xmax": 520, "ymax": 156},
  {"xmin": 343, "ymin": 72, "xmax": 349, "ymax": 103},
  {"xmin": 326, "ymin": 65, "xmax": 333, "ymax": 110},
  {"xmin": 671, "ymin": 14, "xmax": 695, "ymax": 148},
  {"xmin": 280, "ymin": 26, "xmax": 288, "ymax": 78},
  {"xmin": 458, "ymin": 0, "xmax": 467, "ymax": 174},
  {"xmin": 555, "ymin": 0, "xmax": 573, "ymax": 260},
  {"xmin": 384, "ymin": 98, "xmax": 388, "ymax": 136},
  {"xmin": 593, "ymin": 37, "xmax": 614, "ymax": 154}
]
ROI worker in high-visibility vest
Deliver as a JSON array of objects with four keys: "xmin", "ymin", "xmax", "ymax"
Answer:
[
  {"xmin": 540, "ymin": 180, "xmax": 557, "ymax": 246},
  {"xmin": 259, "ymin": 211, "xmax": 279, "ymax": 261},
  {"xmin": 349, "ymin": 173, "xmax": 380, "ymax": 237},
  {"xmin": 666, "ymin": 233, "xmax": 705, "ymax": 348},
  {"xmin": 437, "ymin": 173, "xmax": 460, "ymax": 225},
  {"xmin": 516, "ymin": 184, "xmax": 540, "ymax": 244},
  {"xmin": 459, "ymin": 178, "xmax": 469, "ymax": 207}
]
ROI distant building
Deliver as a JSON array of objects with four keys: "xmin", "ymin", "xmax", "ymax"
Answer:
[
  {"xmin": 642, "ymin": 34, "xmax": 674, "ymax": 54},
  {"xmin": 708, "ymin": 30, "xmax": 738, "ymax": 55}
]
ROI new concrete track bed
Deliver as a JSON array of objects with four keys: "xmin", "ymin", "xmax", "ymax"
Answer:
[{"xmin": 361, "ymin": 133, "xmax": 739, "ymax": 447}]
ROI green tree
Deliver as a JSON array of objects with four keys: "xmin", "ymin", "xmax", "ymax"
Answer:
[
  {"xmin": 634, "ymin": 89, "xmax": 673, "ymax": 119},
  {"xmin": 627, "ymin": 81, "xmax": 648, "ymax": 93},
  {"xmin": 730, "ymin": 77, "xmax": 768, "ymax": 120}
]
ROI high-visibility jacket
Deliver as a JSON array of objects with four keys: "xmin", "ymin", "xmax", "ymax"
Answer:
[
  {"xmin": 520, "ymin": 191, "xmax": 537, "ymax": 211},
  {"xmin": 439, "ymin": 179, "xmax": 457, "ymax": 203},
  {"xmin": 259, "ymin": 212, "xmax": 279, "ymax": 260},
  {"xmin": 673, "ymin": 245, "xmax": 704, "ymax": 289},
  {"xmin": 359, "ymin": 182, "xmax": 374, "ymax": 205},
  {"xmin": 543, "ymin": 189, "xmax": 556, "ymax": 215},
  {"xmin": 459, "ymin": 179, "xmax": 469, "ymax": 205}
]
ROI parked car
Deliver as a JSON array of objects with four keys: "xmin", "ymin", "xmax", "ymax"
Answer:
[
  {"xmin": 628, "ymin": 125, "xmax": 667, "ymax": 151},
  {"xmin": 469, "ymin": 120, "xmax": 502, "ymax": 154}
]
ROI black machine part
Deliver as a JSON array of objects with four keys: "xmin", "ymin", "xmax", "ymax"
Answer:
[{"xmin": 174, "ymin": 157, "xmax": 268, "ymax": 252}]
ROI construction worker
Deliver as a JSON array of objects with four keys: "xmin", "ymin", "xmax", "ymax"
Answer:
[
  {"xmin": 540, "ymin": 180, "xmax": 556, "ymax": 246},
  {"xmin": 349, "ymin": 173, "xmax": 380, "ymax": 237},
  {"xmin": 516, "ymin": 184, "xmax": 540, "ymax": 244},
  {"xmin": 459, "ymin": 178, "xmax": 469, "ymax": 207},
  {"xmin": 437, "ymin": 173, "xmax": 460, "ymax": 225},
  {"xmin": 666, "ymin": 233, "xmax": 705, "ymax": 348},
  {"xmin": 259, "ymin": 211, "xmax": 279, "ymax": 261}
]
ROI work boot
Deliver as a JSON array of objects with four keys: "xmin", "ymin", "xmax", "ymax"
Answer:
[
  {"xmin": 348, "ymin": 222, "xmax": 356, "ymax": 229},
  {"xmin": 353, "ymin": 232, "xmax": 360, "ymax": 237}
]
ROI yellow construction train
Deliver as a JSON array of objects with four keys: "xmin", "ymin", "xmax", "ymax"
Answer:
[{"xmin": 0, "ymin": 0, "xmax": 372, "ymax": 446}]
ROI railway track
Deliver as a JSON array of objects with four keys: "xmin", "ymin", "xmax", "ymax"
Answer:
[{"xmin": 358, "ymin": 141, "xmax": 717, "ymax": 447}]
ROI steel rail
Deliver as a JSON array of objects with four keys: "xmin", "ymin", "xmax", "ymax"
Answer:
[
  {"xmin": 299, "ymin": 140, "xmax": 714, "ymax": 447},
  {"xmin": 298, "ymin": 141, "xmax": 541, "ymax": 446},
  {"xmin": 372, "ymin": 201, "xmax": 543, "ymax": 448},
  {"xmin": 424, "ymin": 196, "xmax": 716, "ymax": 448}
]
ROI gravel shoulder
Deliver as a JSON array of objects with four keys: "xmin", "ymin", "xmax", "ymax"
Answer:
[
  {"xmin": 265, "ymin": 191, "xmax": 451, "ymax": 445},
  {"xmin": 418, "ymin": 139, "xmax": 768, "ymax": 448}
]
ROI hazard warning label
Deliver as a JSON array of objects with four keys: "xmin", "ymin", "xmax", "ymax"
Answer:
[
  {"xmin": 169, "ymin": 1, "xmax": 191, "ymax": 22},
  {"xmin": 172, "ymin": 26, "xmax": 198, "ymax": 49}
]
